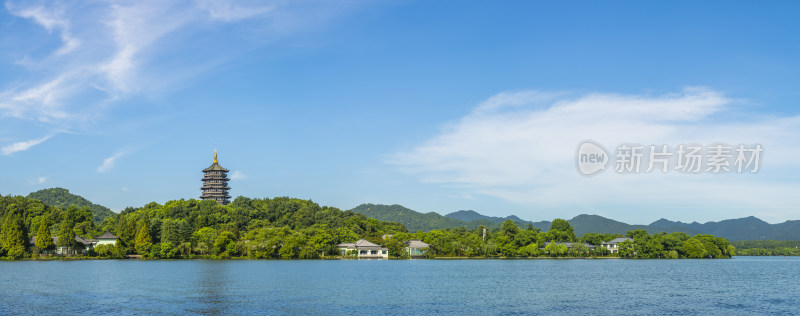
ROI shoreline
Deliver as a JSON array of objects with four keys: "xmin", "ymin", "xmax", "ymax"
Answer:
[{"xmin": 3, "ymin": 255, "xmax": 756, "ymax": 261}]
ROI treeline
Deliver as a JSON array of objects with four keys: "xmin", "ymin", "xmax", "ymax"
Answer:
[
  {"xmin": 0, "ymin": 195, "xmax": 406, "ymax": 259},
  {"xmin": 732, "ymin": 240, "xmax": 800, "ymax": 256},
  {"xmin": 1, "ymin": 194, "xmax": 735, "ymax": 259},
  {"xmin": 404, "ymin": 219, "xmax": 735, "ymax": 259}
]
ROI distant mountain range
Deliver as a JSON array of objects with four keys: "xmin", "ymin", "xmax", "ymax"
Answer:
[
  {"xmin": 349, "ymin": 203, "xmax": 800, "ymax": 241},
  {"xmin": 26, "ymin": 188, "xmax": 116, "ymax": 223}
]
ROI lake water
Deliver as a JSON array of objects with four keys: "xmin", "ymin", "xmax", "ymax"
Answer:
[{"xmin": 1, "ymin": 257, "xmax": 798, "ymax": 315}]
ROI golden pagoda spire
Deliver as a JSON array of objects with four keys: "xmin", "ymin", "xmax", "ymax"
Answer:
[{"xmin": 213, "ymin": 145, "xmax": 218, "ymax": 164}]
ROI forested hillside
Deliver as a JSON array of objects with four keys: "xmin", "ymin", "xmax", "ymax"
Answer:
[
  {"xmin": 27, "ymin": 188, "xmax": 115, "ymax": 223},
  {"xmin": 350, "ymin": 204, "xmax": 466, "ymax": 232}
]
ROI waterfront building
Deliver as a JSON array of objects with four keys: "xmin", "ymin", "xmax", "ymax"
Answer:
[{"xmin": 336, "ymin": 239, "xmax": 389, "ymax": 259}]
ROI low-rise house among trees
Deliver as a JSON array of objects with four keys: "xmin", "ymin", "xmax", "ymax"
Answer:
[
  {"xmin": 405, "ymin": 239, "xmax": 430, "ymax": 258},
  {"xmin": 94, "ymin": 232, "xmax": 119, "ymax": 246},
  {"xmin": 337, "ymin": 239, "xmax": 389, "ymax": 259},
  {"xmin": 601, "ymin": 237, "xmax": 632, "ymax": 254},
  {"xmin": 30, "ymin": 232, "xmax": 119, "ymax": 256},
  {"xmin": 29, "ymin": 236, "xmax": 94, "ymax": 256}
]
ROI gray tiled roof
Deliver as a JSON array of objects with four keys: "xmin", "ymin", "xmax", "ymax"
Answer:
[
  {"xmin": 405, "ymin": 239, "xmax": 429, "ymax": 248},
  {"xmin": 602, "ymin": 237, "xmax": 633, "ymax": 245},
  {"xmin": 203, "ymin": 163, "xmax": 230, "ymax": 172},
  {"xmin": 95, "ymin": 232, "xmax": 118, "ymax": 239},
  {"xmin": 355, "ymin": 239, "xmax": 380, "ymax": 247},
  {"xmin": 337, "ymin": 239, "xmax": 388, "ymax": 250},
  {"xmin": 30, "ymin": 236, "xmax": 93, "ymax": 246}
]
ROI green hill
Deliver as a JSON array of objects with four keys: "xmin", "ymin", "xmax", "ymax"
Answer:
[
  {"xmin": 567, "ymin": 214, "xmax": 699, "ymax": 236},
  {"xmin": 27, "ymin": 188, "xmax": 116, "ymax": 223},
  {"xmin": 350, "ymin": 203, "xmax": 465, "ymax": 232},
  {"xmin": 350, "ymin": 204, "xmax": 797, "ymax": 241},
  {"xmin": 445, "ymin": 210, "xmax": 544, "ymax": 229},
  {"xmin": 648, "ymin": 216, "xmax": 800, "ymax": 241}
]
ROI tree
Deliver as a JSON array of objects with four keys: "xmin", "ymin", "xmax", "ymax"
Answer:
[
  {"xmin": 213, "ymin": 231, "xmax": 237, "ymax": 257},
  {"xmin": 593, "ymin": 246, "xmax": 610, "ymax": 256},
  {"xmin": 618, "ymin": 240, "xmax": 636, "ymax": 257},
  {"xmin": 548, "ymin": 218, "xmax": 576, "ymax": 241},
  {"xmin": 135, "ymin": 217, "xmax": 153, "ymax": 255},
  {"xmin": 580, "ymin": 233, "xmax": 603, "ymax": 246},
  {"xmin": 683, "ymin": 238, "xmax": 708, "ymax": 258},
  {"xmin": 569, "ymin": 243, "xmax": 589, "ymax": 257},
  {"xmin": 626, "ymin": 229, "xmax": 649, "ymax": 241},
  {"xmin": 544, "ymin": 242, "xmax": 565, "ymax": 257},
  {"xmin": 501, "ymin": 220, "xmax": 519, "ymax": 237},
  {"xmin": 160, "ymin": 242, "xmax": 177, "ymax": 258},
  {"xmin": 1, "ymin": 212, "xmax": 28, "ymax": 258},
  {"xmin": 57, "ymin": 217, "xmax": 77, "ymax": 252},
  {"xmin": 518, "ymin": 244, "xmax": 540, "ymax": 257},
  {"xmin": 193, "ymin": 227, "xmax": 217, "ymax": 255},
  {"xmin": 161, "ymin": 219, "xmax": 180, "ymax": 245},
  {"xmin": 35, "ymin": 215, "xmax": 55, "ymax": 253}
]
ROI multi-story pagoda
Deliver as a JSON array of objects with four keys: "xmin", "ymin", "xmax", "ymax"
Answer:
[{"xmin": 200, "ymin": 148, "xmax": 231, "ymax": 205}]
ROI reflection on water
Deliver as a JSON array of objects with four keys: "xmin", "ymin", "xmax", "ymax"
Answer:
[
  {"xmin": 193, "ymin": 260, "xmax": 228, "ymax": 315},
  {"xmin": 1, "ymin": 257, "xmax": 799, "ymax": 315}
]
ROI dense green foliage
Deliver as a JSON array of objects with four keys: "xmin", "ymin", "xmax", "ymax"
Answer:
[
  {"xmin": 0, "ymin": 193, "xmax": 737, "ymax": 260},
  {"xmin": 0, "ymin": 194, "xmax": 408, "ymax": 259},
  {"xmin": 733, "ymin": 240, "xmax": 800, "ymax": 256},
  {"xmin": 27, "ymin": 188, "xmax": 116, "ymax": 223},
  {"xmin": 405, "ymin": 223, "xmax": 734, "ymax": 259},
  {"xmin": 1, "ymin": 211, "xmax": 28, "ymax": 258},
  {"xmin": 34, "ymin": 215, "xmax": 54, "ymax": 252}
]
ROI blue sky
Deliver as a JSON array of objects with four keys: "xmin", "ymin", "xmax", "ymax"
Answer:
[{"xmin": 2, "ymin": 1, "xmax": 800, "ymax": 224}]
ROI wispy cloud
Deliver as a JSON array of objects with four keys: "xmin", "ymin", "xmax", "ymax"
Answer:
[
  {"xmin": 230, "ymin": 170, "xmax": 247, "ymax": 180},
  {"xmin": 1, "ymin": 0, "xmax": 349, "ymax": 123},
  {"xmin": 97, "ymin": 152, "xmax": 126, "ymax": 173},
  {"xmin": 7, "ymin": 3, "xmax": 79, "ymax": 56},
  {"xmin": 391, "ymin": 88, "xmax": 800, "ymax": 222},
  {"xmin": 196, "ymin": 0, "xmax": 275, "ymax": 21},
  {"xmin": 1, "ymin": 134, "xmax": 55, "ymax": 155}
]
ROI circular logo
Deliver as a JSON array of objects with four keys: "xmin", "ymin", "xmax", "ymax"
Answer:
[{"xmin": 576, "ymin": 141, "xmax": 609, "ymax": 176}]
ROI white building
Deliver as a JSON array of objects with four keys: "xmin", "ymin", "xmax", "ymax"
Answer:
[
  {"xmin": 94, "ymin": 232, "xmax": 119, "ymax": 246},
  {"xmin": 337, "ymin": 239, "xmax": 389, "ymax": 259},
  {"xmin": 601, "ymin": 237, "xmax": 633, "ymax": 254}
]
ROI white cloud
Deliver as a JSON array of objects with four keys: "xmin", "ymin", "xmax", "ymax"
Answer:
[
  {"xmin": 196, "ymin": 0, "xmax": 274, "ymax": 21},
  {"xmin": 0, "ymin": 0, "xmax": 350, "ymax": 123},
  {"xmin": 6, "ymin": 3, "xmax": 80, "ymax": 55},
  {"xmin": 97, "ymin": 152, "xmax": 126, "ymax": 173},
  {"xmin": 230, "ymin": 170, "xmax": 246, "ymax": 180},
  {"xmin": 391, "ymin": 88, "xmax": 800, "ymax": 223},
  {"xmin": 1, "ymin": 134, "xmax": 54, "ymax": 155},
  {"xmin": 37, "ymin": 177, "xmax": 47, "ymax": 184}
]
